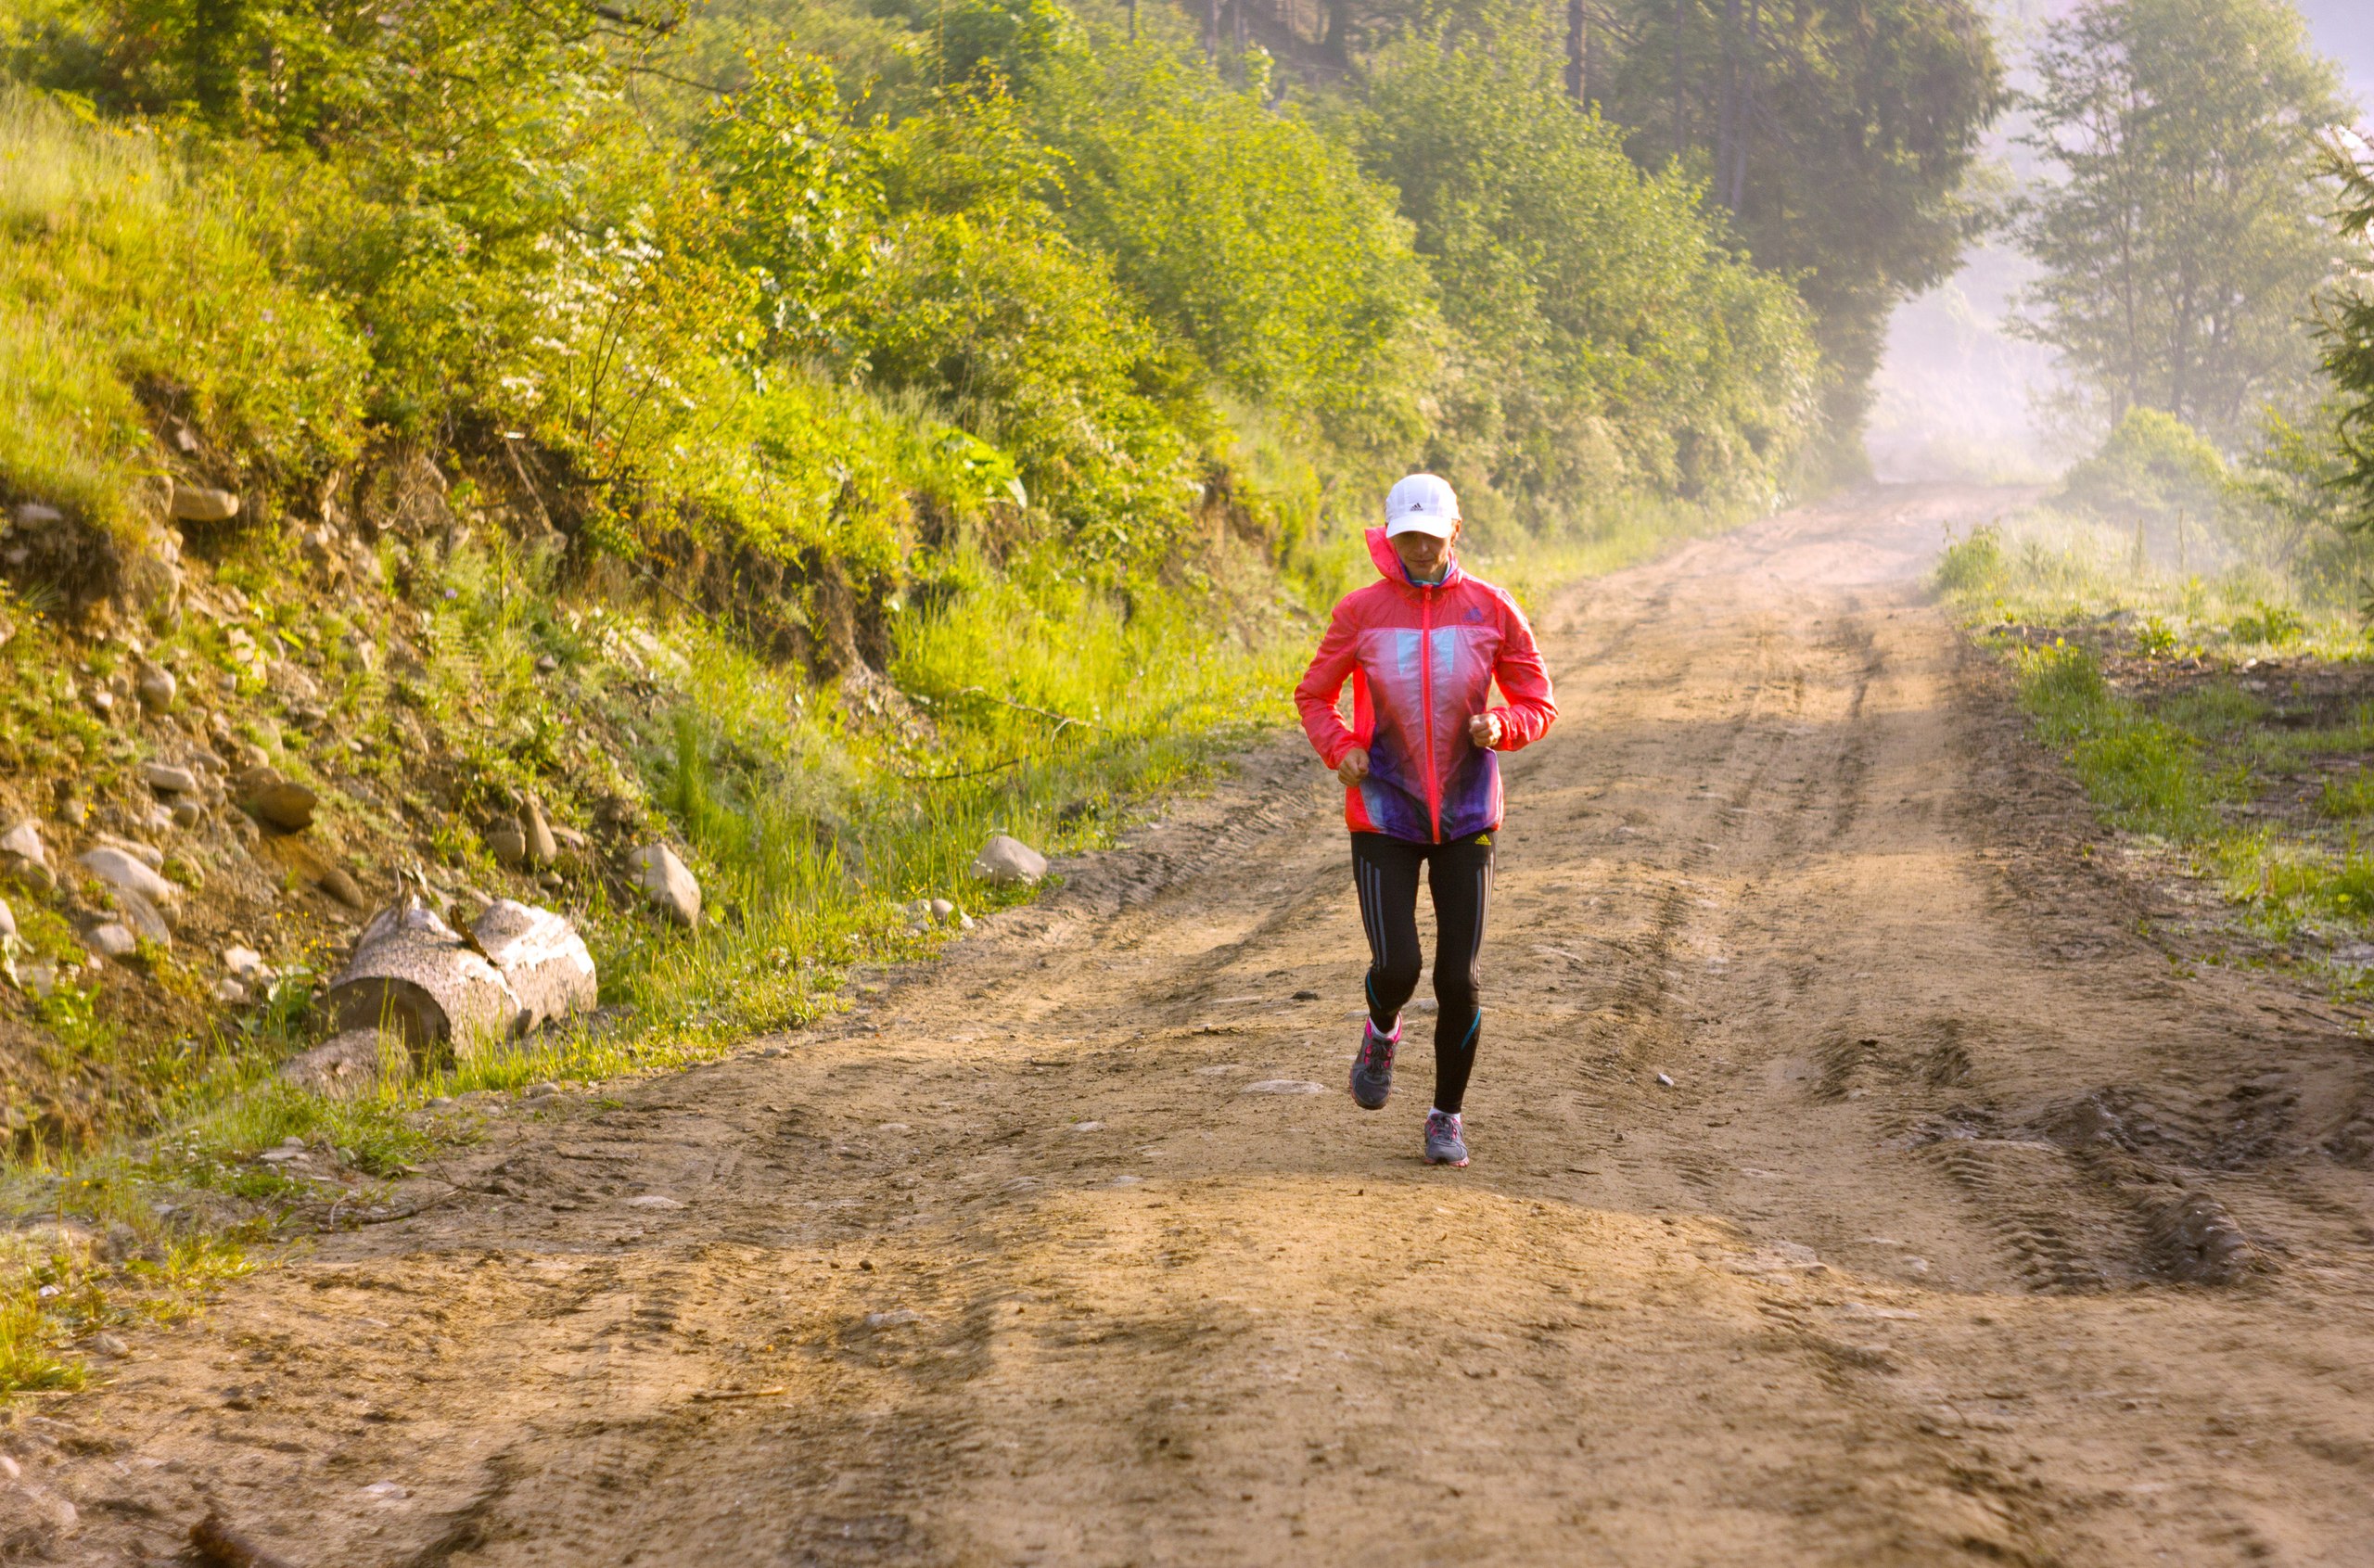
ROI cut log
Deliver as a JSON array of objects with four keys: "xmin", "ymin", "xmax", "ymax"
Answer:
[
  {"xmin": 471, "ymin": 899, "xmax": 595, "ymax": 1033},
  {"xmin": 322, "ymin": 899, "xmax": 519, "ymax": 1067}
]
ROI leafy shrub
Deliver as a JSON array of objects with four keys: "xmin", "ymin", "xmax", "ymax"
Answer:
[
  {"xmin": 2229, "ymin": 600, "xmax": 2304, "ymax": 647},
  {"xmin": 1027, "ymin": 33, "xmax": 1431, "ymax": 450},
  {"xmin": 1934, "ymin": 525, "xmax": 2006, "ymax": 595},
  {"xmin": 2055, "ymin": 408, "xmax": 2228, "ymax": 532}
]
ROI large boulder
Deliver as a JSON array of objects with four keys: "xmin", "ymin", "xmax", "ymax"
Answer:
[
  {"xmin": 627, "ymin": 843, "xmax": 701, "ymax": 926},
  {"xmin": 970, "ymin": 834, "xmax": 1048, "ymax": 887},
  {"xmin": 0, "ymin": 897, "xmax": 14, "ymax": 941}
]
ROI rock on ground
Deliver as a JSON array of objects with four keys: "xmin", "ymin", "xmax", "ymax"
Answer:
[
  {"xmin": 141, "ymin": 760, "xmax": 199, "ymax": 795},
  {"xmin": 2, "ymin": 817, "xmax": 49, "ymax": 877},
  {"xmin": 971, "ymin": 834, "xmax": 1048, "ymax": 886},
  {"xmin": 79, "ymin": 846, "xmax": 178, "ymax": 903},
  {"xmin": 135, "ymin": 660, "xmax": 177, "ymax": 709},
  {"xmin": 628, "ymin": 844, "xmax": 701, "ymax": 926},
  {"xmin": 236, "ymin": 770, "xmax": 317, "ymax": 833},
  {"xmin": 169, "ymin": 482, "xmax": 239, "ymax": 523},
  {"xmin": 521, "ymin": 794, "xmax": 559, "ymax": 868},
  {"xmin": 278, "ymin": 1029, "xmax": 395, "ymax": 1097}
]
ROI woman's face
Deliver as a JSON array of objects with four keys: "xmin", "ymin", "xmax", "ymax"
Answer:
[{"xmin": 1391, "ymin": 520, "xmax": 1460, "ymax": 581}]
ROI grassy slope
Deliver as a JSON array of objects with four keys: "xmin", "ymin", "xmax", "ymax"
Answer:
[{"xmin": 1940, "ymin": 512, "xmax": 2374, "ymax": 983}]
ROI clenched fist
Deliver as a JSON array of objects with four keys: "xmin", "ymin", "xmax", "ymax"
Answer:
[
  {"xmin": 1468, "ymin": 712, "xmax": 1501, "ymax": 748},
  {"xmin": 1335, "ymin": 747, "xmax": 1372, "ymax": 787}
]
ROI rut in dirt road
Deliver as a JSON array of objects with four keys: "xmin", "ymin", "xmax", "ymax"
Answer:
[{"xmin": 25, "ymin": 485, "xmax": 2374, "ymax": 1568}]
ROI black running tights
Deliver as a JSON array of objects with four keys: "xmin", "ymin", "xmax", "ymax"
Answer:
[{"xmin": 1350, "ymin": 830, "xmax": 1494, "ymax": 1115}]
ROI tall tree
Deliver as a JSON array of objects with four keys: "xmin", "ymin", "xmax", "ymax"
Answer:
[
  {"xmin": 2013, "ymin": 0, "xmax": 2350, "ymax": 446},
  {"xmin": 1587, "ymin": 0, "xmax": 2004, "ymax": 468},
  {"xmin": 2318, "ymin": 130, "xmax": 2374, "ymax": 535}
]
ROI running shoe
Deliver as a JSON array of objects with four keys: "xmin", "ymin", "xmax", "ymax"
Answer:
[
  {"xmin": 1423, "ymin": 1109, "xmax": 1469, "ymax": 1167},
  {"xmin": 1348, "ymin": 1019, "xmax": 1398, "ymax": 1110}
]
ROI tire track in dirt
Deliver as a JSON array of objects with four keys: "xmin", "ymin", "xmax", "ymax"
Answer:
[{"xmin": 23, "ymin": 484, "xmax": 2374, "ymax": 1567}]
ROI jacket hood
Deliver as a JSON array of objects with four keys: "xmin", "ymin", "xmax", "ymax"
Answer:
[{"xmin": 1365, "ymin": 525, "xmax": 1464, "ymax": 590}]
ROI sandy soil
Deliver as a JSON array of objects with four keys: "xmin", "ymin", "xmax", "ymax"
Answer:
[{"xmin": 17, "ymin": 484, "xmax": 2374, "ymax": 1567}]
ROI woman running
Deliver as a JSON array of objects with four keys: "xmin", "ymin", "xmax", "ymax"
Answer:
[{"xmin": 1294, "ymin": 474, "xmax": 1558, "ymax": 1167}]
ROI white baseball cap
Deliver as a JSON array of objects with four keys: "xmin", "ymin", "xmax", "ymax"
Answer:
[{"xmin": 1385, "ymin": 473, "xmax": 1460, "ymax": 538}]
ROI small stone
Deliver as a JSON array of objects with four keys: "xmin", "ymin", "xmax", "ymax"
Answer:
[
  {"xmin": 1293, "ymin": 988, "xmax": 1320, "ymax": 1001},
  {"xmin": 521, "ymin": 793, "xmax": 558, "ymax": 868},
  {"xmin": 428, "ymin": 1095, "xmax": 457, "ymax": 1109},
  {"xmin": 864, "ymin": 1309, "xmax": 921, "ymax": 1329},
  {"xmin": 625, "ymin": 1193, "xmax": 685, "ymax": 1210},
  {"xmin": 521, "ymin": 1081, "xmax": 561, "ymax": 1100},
  {"xmin": 135, "ymin": 661, "xmax": 177, "ymax": 709},
  {"xmin": 10, "ymin": 502, "xmax": 63, "ymax": 529},
  {"xmin": 89, "ymin": 1332, "xmax": 128, "ymax": 1357},
  {"xmin": 550, "ymin": 824, "xmax": 589, "ymax": 856},
  {"xmin": 928, "ymin": 898, "xmax": 956, "ymax": 924},
  {"xmin": 959, "ymin": 913, "xmax": 975, "ymax": 930},
  {"xmin": 627, "ymin": 843, "xmax": 701, "ymax": 926},
  {"xmin": 361, "ymin": 1480, "xmax": 410, "ymax": 1501},
  {"xmin": 485, "ymin": 820, "xmax": 529, "ymax": 870},
  {"xmin": 213, "ymin": 977, "xmax": 248, "ymax": 1004},
  {"xmin": 19, "ymin": 960, "xmax": 57, "ymax": 998},
  {"xmin": 1243, "ymin": 1079, "xmax": 1326, "ymax": 1095},
  {"xmin": 85, "ymin": 923, "xmax": 138, "ymax": 959},
  {"xmin": 171, "ymin": 797, "xmax": 204, "ymax": 829},
  {"xmin": 94, "ymin": 833, "xmax": 163, "ymax": 870},
  {"xmin": 0, "ymin": 899, "xmax": 12, "ymax": 941},
  {"xmin": 223, "ymin": 945, "xmax": 268, "ymax": 981},
  {"xmin": 236, "ymin": 771, "xmax": 317, "ymax": 833},
  {"xmin": 2, "ymin": 817, "xmax": 49, "ymax": 873},
  {"xmin": 79, "ymin": 847, "xmax": 177, "ymax": 903},
  {"xmin": 969, "ymin": 834, "xmax": 1047, "ymax": 886},
  {"xmin": 535, "ymin": 653, "xmax": 560, "ymax": 674},
  {"xmin": 141, "ymin": 760, "xmax": 200, "ymax": 795},
  {"xmin": 169, "ymin": 482, "xmax": 240, "ymax": 523},
  {"xmin": 1654, "ymin": 1072, "xmax": 1676, "ymax": 1088},
  {"xmin": 111, "ymin": 888, "xmax": 171, "ymax": 947}
]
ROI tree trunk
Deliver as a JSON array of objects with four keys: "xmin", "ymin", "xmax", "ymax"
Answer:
[
  {"xmin": 1207, "ymin": 0, "xmax": 1221, "ymax": 60},
  {"xmin": 1673, "ymin": 0, "xmax": 1690, "ymax": 159},
  {"xmin": 1717, "ymin": 0, "xmax": 1742, "ymax": 199},
  {"xmin": 1321, "ymin": 0, "xmax": 1347, "ymax": 67},
  {"xmin": 1728, "ymin": 0, "xmax": 1759, "ymax": 211},
  {"xmin": 1566, "ymin": 0, "xmax": 1587, "ymax": 103}
]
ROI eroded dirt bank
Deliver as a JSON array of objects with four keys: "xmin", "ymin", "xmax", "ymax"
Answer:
[{"xmin": 19, "ymin": 485, "xmax": 2374, "ymax": 1566}]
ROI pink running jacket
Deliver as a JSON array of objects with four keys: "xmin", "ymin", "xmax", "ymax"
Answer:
[{"xmin": 1295, "ymin": 528, "xmax": 1558, "ymax": 843}]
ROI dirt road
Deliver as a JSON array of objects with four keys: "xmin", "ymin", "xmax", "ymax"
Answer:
[{"xmin": 23, "ymin": 486, "xmax": 2374, "ymax": 1566}]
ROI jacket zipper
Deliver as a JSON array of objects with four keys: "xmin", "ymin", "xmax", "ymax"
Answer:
[{"xmin": 1419, "ymin": 584, "xmax": 1440, "ymax": 842}]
